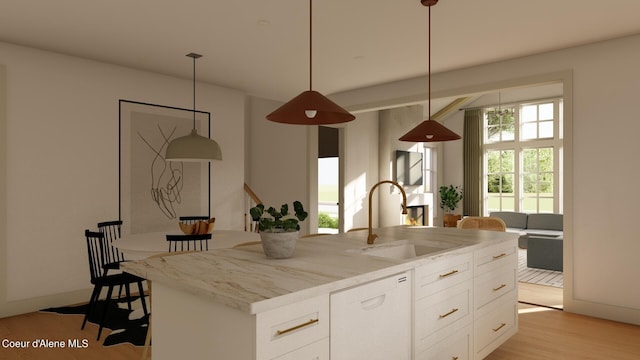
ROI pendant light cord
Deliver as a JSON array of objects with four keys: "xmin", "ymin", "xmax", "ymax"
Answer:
[
  {"xmin": 192, "ymin": 55, "xmax": 196, "ymax": 130},
  {"xmin": 309, "ymin": 0, "xmax": 313, "ymax": 91},
  {"xmin": 428, "ymin": 4, "xmax": 431, "ymax": 119}
]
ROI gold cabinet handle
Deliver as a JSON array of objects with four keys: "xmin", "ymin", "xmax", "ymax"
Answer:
[
  {"xmin": 493, "ymin": 283, "xmax": 507, "ymax": 291},
  {"xmin": 439, "ymin": 269, "xmax": 459, "ymax": 278},
  {"xmin": 439, "ymin": 308, "xmax": 459, "ymax": 319},
  {"xmin": 276, "ymin": 318, "xmax": 319, "ymax": 336},
  {"xmin": 493, "ymin": 322, "xmax": 507, "ymax": 332},
  {"xmin": 493, "ymin": 253, "xmax": 507, "ymax": 259}
]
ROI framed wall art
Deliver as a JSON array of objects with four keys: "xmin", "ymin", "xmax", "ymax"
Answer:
[{"xmin": 119, "ymin": 100, "xmax": 211, "ymax": 235}]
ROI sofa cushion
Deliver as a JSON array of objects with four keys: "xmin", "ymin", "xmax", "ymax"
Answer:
[
  {"xmin": 489, "ymin": 211, "xmax": 528, "ymax": 230},
  {"xmin": 524, "ymin": 229, "xmax": 563, "ymax": 238},
  {"xmin": 527, "ymin": 236, "xmax": 563, "ymax": 271},
  {"xmin": 527, "ymin": 213, "xmax": 563, "ymax": 231}
]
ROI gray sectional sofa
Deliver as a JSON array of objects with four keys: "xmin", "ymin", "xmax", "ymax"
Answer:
[{"xmin": 489, "ymin": 211, "xmax": 563, "ymax": 271}]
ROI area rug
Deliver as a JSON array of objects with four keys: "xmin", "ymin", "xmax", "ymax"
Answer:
[
  {"xmin": 41, "ymin": 296, "xmax": 149, "ymax": 346},
  {"xmin": 518, "ymin": 248, "xmax": 563, "ymax": 288}
]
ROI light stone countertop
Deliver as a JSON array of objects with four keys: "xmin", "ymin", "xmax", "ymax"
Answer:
[{"xmin": 121, "ymin": 226, "xmax": 518, "ymax": 314}]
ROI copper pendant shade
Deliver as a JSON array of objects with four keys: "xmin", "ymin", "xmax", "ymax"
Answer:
[
  {"xmin": 266, "ymin": 0, "xmax": 354, "ymax": 125},
  {"xmin": 399, "ymin": 119, "xmax": 461, "ymax": 142},
  {"xmin": 267, "ymin": 90, "xmax": 354, "ymax": 125},
  {"xmin": 400, "ymin": 0, "xmax": 460, "ymax": 142}
]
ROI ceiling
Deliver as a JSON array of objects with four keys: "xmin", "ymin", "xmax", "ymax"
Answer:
[{"xmin": 2, "ymin": 0, "xmax": 640, "ymax": 102}]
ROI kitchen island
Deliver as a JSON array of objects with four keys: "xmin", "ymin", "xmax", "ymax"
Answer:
[{"xmin": 122, "ymin": 226, "xmax": 519, "ymax": 360}]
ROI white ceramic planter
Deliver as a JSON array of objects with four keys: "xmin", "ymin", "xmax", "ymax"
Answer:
[{"xmin": 259, "ymin": 230, "xmax": 299, "ymax": 259}]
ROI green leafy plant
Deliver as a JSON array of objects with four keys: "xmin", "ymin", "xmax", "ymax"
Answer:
[
  {"xmin": 250, "ymin": 201, "xmax": 308, "ymax": 232},
  {"xmin": 439, "ymin": 185, "xmax": 463, "ymax": 213},
  {"xmin": 318, "ymin": 212, "xmax": 338, "ymax": 229}
]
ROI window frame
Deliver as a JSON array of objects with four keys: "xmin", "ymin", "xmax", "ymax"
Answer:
[{"xmin": 483, "ymin": 98, "xmax": 563, "ymax": 214}]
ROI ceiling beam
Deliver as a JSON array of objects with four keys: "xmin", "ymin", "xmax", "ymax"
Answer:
[{"xmin": 431, "ymin": 97, "xmax": 472, "ymax": 121}]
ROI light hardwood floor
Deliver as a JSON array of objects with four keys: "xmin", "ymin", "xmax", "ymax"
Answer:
[
  {"xmin": 1, "ymin": 297, "xmax": 638, "ymax": 359},
  {"xmin": 486, "ymin": 303, "xmax": 640, "ymax": 359},
  {"xmin": 518, "ymin": 282, "xmax": 563, "ymax": 309}
]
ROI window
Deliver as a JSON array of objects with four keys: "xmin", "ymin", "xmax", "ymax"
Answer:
[
  {"xmin": 483, "ymin": 99, "xmax": 562, "ymax": 214},
  {"xmin": 422, "ymin": 146, "xmax": 434, "ymax": 193},
  {"xmin": 487, "ymin": 149, "xmax": 515, "ymax": 211}
]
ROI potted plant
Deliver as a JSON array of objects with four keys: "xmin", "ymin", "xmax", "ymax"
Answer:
[
  {"xmin": 439, "ymin": 185, "xmax": 463, "ymax": 227},
  {"xmin": 249, "ymin": 201, "xmax": 308, "ymax": 258}
]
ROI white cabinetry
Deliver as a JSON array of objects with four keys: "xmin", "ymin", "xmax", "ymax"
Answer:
[
  {"xmin": 148, "ymin": 237, "xmax": 518, "ymax": 360},
  {"xmin": 473, "ymin": 240, "xmax": 518, "ymax": 359},
  {"xmin": 414, "ymin": 252, "xmax": 474, "ymax": 360},
  {"xmin": 256, "ymin": 294, "xmax": 329, "ymax": 360},
  {"xmin": 331, "ymin": 272, "xmax": 412, "ymax": 360},
  {"xmin": 414, "ymin": 239, "xmax": 518, "ymax": 360},
  {"xmin": 270, "ymin": 338, "xmax": 329, "ymax": 360},
  {"xmin": 151, "ymin": 283, "xmax": 329, "ymax": 360}
]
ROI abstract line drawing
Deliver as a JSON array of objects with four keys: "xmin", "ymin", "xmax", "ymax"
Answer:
[
  {"xmin": 137, "ymin": 124, "xmax": 184, "ymax": 219},
  {"xmin": 119, "ymin": 100, "xmax": 210, "ymax": 235}
]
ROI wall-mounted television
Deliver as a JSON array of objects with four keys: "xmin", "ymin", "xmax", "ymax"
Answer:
[{"xmin": 394, "ymin": 150, "xmax": 423, "ymax": 186}]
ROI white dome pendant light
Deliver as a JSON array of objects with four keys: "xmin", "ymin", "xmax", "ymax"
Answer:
[{"xmin": 165, "ymin": 53, "xmax": 222, "ymax": 162}]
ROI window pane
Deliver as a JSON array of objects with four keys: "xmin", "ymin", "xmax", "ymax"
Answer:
[
  {"xmin": 539, "ymin": 198, "xmax": 554, "ymax": 213},
  {"xmin": 502, "ymin": 174, "xmax": 514, "ymax": 193},
  {"xmin": 539, "ymin": 148, "xmax": 553, "ymax": 171},
  {"xmin": 539, "ymin": 103, "xmax": 554, "ymax": 120},
  {"xmin": 522, "ymin": 105, "xmax": 537, "ymax": 122},
  {"xmin": 487, "ymin": 195, "xmax": 500, "ymax": 212},
  {"xmin": 539, "ymin": 121, "xmax": 554, "ymax": 138},
  {"xmin": 501, "ymin": 197, "xmax": 515, "ymax": 211},
  {"xmin": 487, "ymin": 174, "xmax": 501, "ymax": 193},
  {"xmin": 523, "ymin": 149, "xmax": 537, "ymax": 172},
  {"xmin": 487, "ymin": 151, "xmax": 500, "ymax": 173},
  {"xmin": 501, "ymin": 150, "xmax": 514, "ymax": 172},
  {"xmin": 523, "ymin": 174, "xmax": 537, "ymax": 194},
  {"xmin": 487, "ymin": 125, "xmax": 500, "ymax": 142},
  {"xmin": 540, "ymin": 173, "xmax": 553, "ymax": 194},
  {"xmin": 487, "ymin": 111, "xmax": 500, "ymax": 126},
  {"xmin": 424, "ymin": 147, "xmax": 432, "ymax": 169},
  {"xmin": 522, "ymin": 197, "xmax": 537, "ymax": 212},
  {"xmin": 502, "ymin": 115, "xmax": 515, "ymax": 140},
  {"xmin": 522, "ymin": 123, "xmax": 537, "ymax": 139}
]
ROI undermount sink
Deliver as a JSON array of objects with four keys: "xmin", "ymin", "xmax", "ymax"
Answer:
[{"xmin": 348, "ymin": 240, "xmax": 454, "ymax": 260}]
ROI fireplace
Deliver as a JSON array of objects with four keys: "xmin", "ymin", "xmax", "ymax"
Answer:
[{"xmin": 404, "ymin": 205, "xmax": 428, "ymax": 226}]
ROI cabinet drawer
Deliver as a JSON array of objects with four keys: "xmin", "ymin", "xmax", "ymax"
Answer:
[
  {"xmin": 415, "ymin": 252, "xmax": 473, "ymax": 300},
  {"xmin": 474, "ymin": 294, "xmax": 518, "ymax": 359},
  {"xmin": 474, "ymin": 264, "xmax": 516, "ymax": 310},
  {"xmin": 415, "ymin": 279, "xmax": 472, "ymax": 344},
  {"xmin": 256, "ymin": 294, "xmax": 329, "ymax": 360},
  {"xmin": 415, "ymin": 324, "xmax": 472, "ymax": 360},
  {"xmin": 271, "ymin": 337, "xmax": 329, "ymax": 360},
  {"xmin": 474, "ymin": 241, "xmax": 517, "ymax": 275}
]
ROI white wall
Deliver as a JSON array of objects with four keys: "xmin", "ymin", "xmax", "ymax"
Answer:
[
  {"xmin": 378, "ymin": 106, "xmax": 435, "ymax": 227},
  {"xmin": 245, "ymin": 97, "xmax": 382, "ymax": 235},
  {"xmin": 331, "ymin": 34, "xmax": 640, "ymax": 325},
  {"xmin": 342, "ymin": 111, "xmax": 379, "ymax": 231},
  {"xmin": 0, "ymin": 42, "xmax": 245, "ymax": 317},
  {"xmin": 245, "ymin": 96, "xmax": 310, "ymax": 235}
]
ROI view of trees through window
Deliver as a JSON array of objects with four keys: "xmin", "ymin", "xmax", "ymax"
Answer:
[{"xmin": 484, "ymin": 99, "xmax": 562, "ymax": 214}]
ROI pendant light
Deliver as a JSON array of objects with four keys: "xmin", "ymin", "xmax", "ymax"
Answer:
[
  {"xmin": 399, "ymin": 0, "xmax": 460, "ymax": 142},
  {"xmin": 495, "ymin": 92, "xmax": 512, "ymax": 117},
  {"xmin": 266, "ymin": 0, "xmax": 355, "ymax": 125},
  {"xmin": 165, "ymin": 53, "xmax": 223, "ymax": 162}
]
